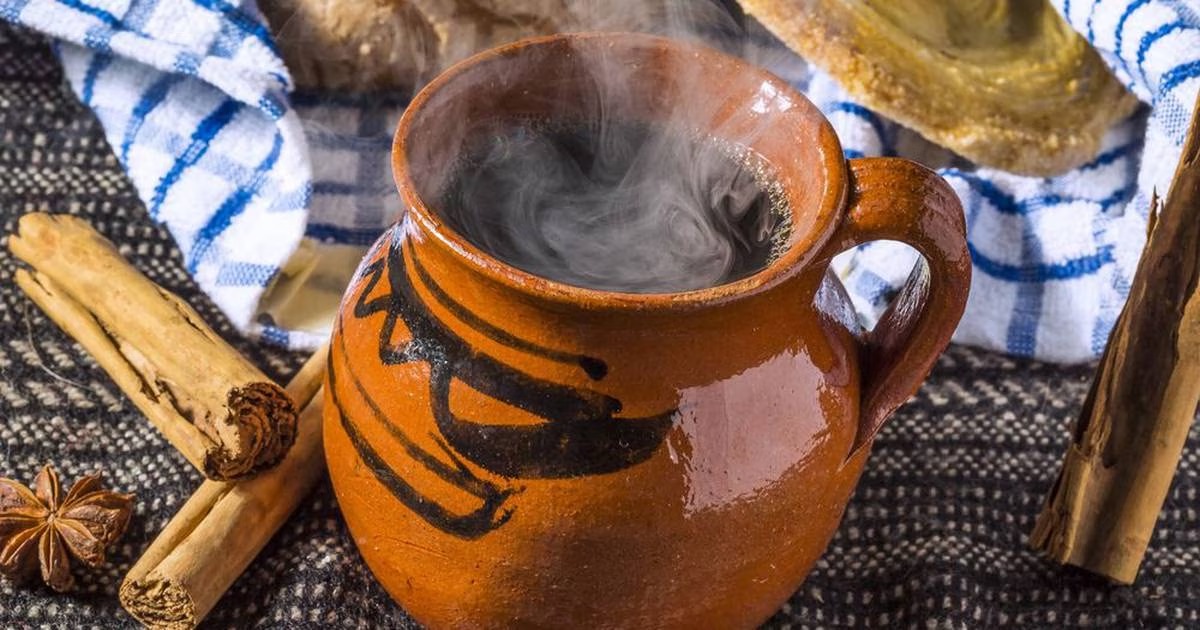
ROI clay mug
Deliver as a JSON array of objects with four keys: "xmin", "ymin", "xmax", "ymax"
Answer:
[{"xmin": 324, "ymin": 32, "xmax": 971, "ymax": 628}]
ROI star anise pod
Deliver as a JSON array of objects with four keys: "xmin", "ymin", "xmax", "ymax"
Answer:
[{"xmin": 0, "ymin": 464, "xmax": 134, "ymax": 592}]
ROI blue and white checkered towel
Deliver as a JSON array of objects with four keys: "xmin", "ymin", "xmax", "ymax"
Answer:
[
  {"xmin": 2, "ymin": 0, "xmax": 1197, "ymax": 363},
  {"xmin": 827, "ymin": 1, "xmax": 1200, "ymax": 363}
]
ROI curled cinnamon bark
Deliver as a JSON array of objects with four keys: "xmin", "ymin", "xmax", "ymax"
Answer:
[
  {"xmin": 9, "ymin": 214, "xmax": 297, "ymax": 480},
  {"xmin": 120, "ymin": 348, "xmax": 328, "ymax": 629},
  {"xmin": 1030, "ymin": 93, "xmax": 1200, "ymax": 583}
]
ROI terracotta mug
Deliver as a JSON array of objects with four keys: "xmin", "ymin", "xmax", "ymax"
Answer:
[{"xmin": 324, "ymin": 33, "xmax": 971, "ymax": 628}]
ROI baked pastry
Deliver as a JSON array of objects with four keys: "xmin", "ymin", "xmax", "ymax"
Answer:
[
  {"xmin": 260, "ymin": 0, "xmax": 672, "ymax": 93},
  {"xmin": 406, "ymin": 0, "xmax": 569, "ymax": 72},
  {"xmin": 260, "ymin": 0, "xmax": 441, "ymax": 91},
  {"xmin": 738, "ymin": 0, "xmax": 1139, "ymax": 175}
]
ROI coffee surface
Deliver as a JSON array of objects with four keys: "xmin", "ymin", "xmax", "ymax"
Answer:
[{"xmin": 436, "ymin": 119, "xmax": 789, "ymax": 293}]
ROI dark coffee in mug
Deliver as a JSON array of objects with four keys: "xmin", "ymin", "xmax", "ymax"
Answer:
[{"xmin": 435, "ymin": 118, "xmax": 790, "ymax": 293}]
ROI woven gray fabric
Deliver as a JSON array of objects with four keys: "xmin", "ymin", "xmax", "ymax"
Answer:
[{"xmin": 1, "ymin": 23, "xmax": 1199, "ymax": 629}]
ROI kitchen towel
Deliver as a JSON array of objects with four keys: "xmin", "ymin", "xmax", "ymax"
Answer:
[
  {"xmin": 0, "ymin": 0, "xmax": 1197, "ymax": 362},
  {"xmin": 830, "ymin": 0, "xmax": 1200, "ymax": 362}
]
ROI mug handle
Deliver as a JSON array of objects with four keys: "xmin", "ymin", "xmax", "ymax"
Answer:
[{"xmin": 817, "ymin": 158, "xmax": 972, "ymax": 456}]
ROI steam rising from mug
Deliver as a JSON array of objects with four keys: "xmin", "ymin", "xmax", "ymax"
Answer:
[
  {"xmin": 439, "ymin": 118, "xmax": 786, "ymax": 293},
  {"xmin": 415, "ymin": 1, "xmax": 804, "ymax": 293}
]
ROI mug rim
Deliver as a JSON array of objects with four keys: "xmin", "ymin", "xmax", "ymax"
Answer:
[{"xmin": 392, "ymin": 31, "xmax": 848, "ymax": 311}]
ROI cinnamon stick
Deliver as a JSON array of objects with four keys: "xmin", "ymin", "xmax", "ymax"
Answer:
[
  {"xmin": 1030, "ymin": 93, "xmax": 1200, "ymax": 583},
  {"xmin": 9, "ymin": 214, "xmax": 297, "ymax": 480},
  {"xmin": 121, "ymin": 347, "xmax": 328, "ymax": 629}
]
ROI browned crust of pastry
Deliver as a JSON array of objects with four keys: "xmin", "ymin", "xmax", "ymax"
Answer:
[{"xmin": 740, "ymin": 0, "xmax": 1139, "ymax": 176}]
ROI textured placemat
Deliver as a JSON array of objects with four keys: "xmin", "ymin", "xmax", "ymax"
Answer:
[{"xmin": 1, "ymin": 23, "xmax": 1198, "ymax": 629}]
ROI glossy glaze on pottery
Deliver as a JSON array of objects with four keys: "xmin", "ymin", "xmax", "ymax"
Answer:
[{"xmin": 324, "ymin": 33, "xmax": 971, "ymax": 629}]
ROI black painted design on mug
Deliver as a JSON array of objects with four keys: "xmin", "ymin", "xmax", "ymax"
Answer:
[
  {"xmin": 330, "ymin": 230, "xmax": 674, "ymax": 537},
  {"xmin": 328, "ymin": 348, "xmax": 516, "ymax": 539},
  {"xmin": 409, "ymin": 255, "xmax": 609, "ymax": 380}
]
